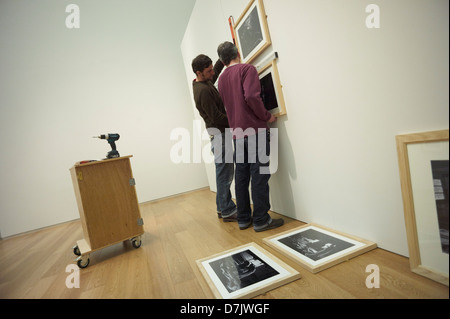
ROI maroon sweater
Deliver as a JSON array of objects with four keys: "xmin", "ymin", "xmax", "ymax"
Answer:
[{"xmin": 218, "ymin": 63, "xmax": 272, "ymax": 139}]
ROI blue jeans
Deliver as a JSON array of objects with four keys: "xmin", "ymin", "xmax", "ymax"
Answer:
[
  {"xmin": 233, "ymin": 130, "xmax": 272, "ymax": 229},
  {"xmin": 211, "ymin": 132, "xmax": 236, "ymax": 217}
]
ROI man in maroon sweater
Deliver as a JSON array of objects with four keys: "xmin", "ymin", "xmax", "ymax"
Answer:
[{"xmin": 217, "ymin": 41, "xmax": 284, "ymax": 232}]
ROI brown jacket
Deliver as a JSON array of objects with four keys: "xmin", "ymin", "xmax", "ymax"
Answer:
[{"xmin": 192, "ymin": 60, "xmax": 229, "ymax": 134}]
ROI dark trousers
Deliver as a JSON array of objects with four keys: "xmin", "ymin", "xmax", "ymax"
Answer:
[
  {"xmin": 211, "ymin": 132, "xmax": 236, "ymax": 217},
  {"xmin": 233, "ymin": 130, "xmax": 271, "ymax": 228}
]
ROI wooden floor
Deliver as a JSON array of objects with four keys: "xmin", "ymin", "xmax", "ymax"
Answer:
[{"xmin": 0, "ymin": 188, "xmax": 448, "ymax": 299}]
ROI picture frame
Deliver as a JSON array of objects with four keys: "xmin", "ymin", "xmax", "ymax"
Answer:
[
  {"xmin": 258, "ymin": 58, "xmax": 286, "ymax": 117},
  {"xmin": 263, "ymin": 223, "xmax": 377, "ymax": 273},
  {"xmin": 396, "ymin": 129, "xmax": 449, "ymax": 286},
  {"xmin": 233, "ymin": 0, "xmax": 271, "ymax": 65},
  {"xmin": 196, "ymin": 242, "xmax": 301, "ymax": 299}
]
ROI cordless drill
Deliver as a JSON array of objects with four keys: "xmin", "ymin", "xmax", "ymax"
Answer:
[{"xmin": 93, "ymin": 133, "xmax": 120, "ymax": 159}]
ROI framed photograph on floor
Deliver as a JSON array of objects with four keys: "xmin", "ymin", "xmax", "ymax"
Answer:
[
  {"xmin": 196, "ymin": 242, "xmax": 300, "ymax": 299},
  {"xmin": 396, "ymin": 129, "xmax": 449, "ymax": 286},
  {"xmin": 263, "ymin": 224, "xmax": 377, "ymax": 273},
  {"xmin": 258, "ymin": 58, "xmax": 286, "ymax": 117},
  {"xmin": 234, "ymin": 0, "xmax": 271, "ymax": 64}
]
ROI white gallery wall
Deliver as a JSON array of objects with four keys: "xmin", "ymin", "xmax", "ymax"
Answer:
[
  {"xmin": 0, "ymin": 0, "xmax": 204, "ymax": 237},
  {"xmin": 181, "ymin": 0, "xmax": 449, "ymax": 256}
]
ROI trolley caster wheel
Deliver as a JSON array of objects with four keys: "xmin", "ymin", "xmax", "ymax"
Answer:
[
  {"xmin": 132, "ymin": 238, "xmax": 142, "ymax": 248},
  {"xmin": 73, "ymin": 245, "xmax": 81, "ymax": 256},
  {"xmin": 77, "ymin": 258, "xmax": 90, "ymax": 269}
]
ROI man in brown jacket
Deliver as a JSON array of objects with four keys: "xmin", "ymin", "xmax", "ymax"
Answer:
[{"xmin": 192, "ymin": 54, "xmax": 237, "ymax": 221}]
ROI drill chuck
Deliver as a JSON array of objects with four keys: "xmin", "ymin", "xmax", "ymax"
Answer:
[{"xmin": 93, "ymin": 134, "xmax": 117, "ymax": 140}]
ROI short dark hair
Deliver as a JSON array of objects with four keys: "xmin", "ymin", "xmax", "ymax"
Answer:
[
  {"xmin": 217, "ymin": 41, "xmax": 238, "ymax": 66},
  {"xmin": 192, "ymin": 54, "xmax": 212, "ymax": 74}
]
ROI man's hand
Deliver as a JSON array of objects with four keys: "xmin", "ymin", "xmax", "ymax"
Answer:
[{"xmin": 268, "ymin": 115, "xmax": 277, "ymax": 123}]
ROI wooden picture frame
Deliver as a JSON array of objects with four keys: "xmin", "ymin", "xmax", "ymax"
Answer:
[
  {"xmin": 396, "ymin": 129, "xmax": 449, "ymax": 286},
  {"xmin": 258, "ymin": 58, "xmax": 286, "ymax": 117},
  {"xmin": 196, "ymin": 242, "xmax": 301, "ymax": 299},
  {"xmin": 263, "ymin": 223, "xmax": 377, "ymax": 273},
  {"xmin": 233, "ymin": 0, "xmax": 271, "ymax": 64}
]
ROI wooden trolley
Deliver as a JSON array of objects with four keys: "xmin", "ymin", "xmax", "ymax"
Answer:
[{"xmin": 70, "ymin": 155, "xmax": 144, "ymax": 268}]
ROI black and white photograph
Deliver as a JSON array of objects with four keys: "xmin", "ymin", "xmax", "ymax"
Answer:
[
  {"xmin": 260, "ymin": 71, "xmax": 278, "ymax": 111},
  {"xmin": 258, "ymin": 59, "xmax": 287, "ymax": 117},
  {"xmin": 197, "ymin": 243, "xmax": 301, "ymax": 299},
  {"xmin": 208, "ymin": 249, "xmax": 279, "ymax": 293},
  {"xmin": 264, "ymin": 224, "xmax": 377, "ymax": 273},
  {"xmin": 234, "ymin": 0, "xmax": 271, "ymax": 64},
  {"xmin": 278, "ymin": 228, "xmax": 355, "ymax": 262},
  {"xmin": 431, "ymin": 160, "xmax": 449, "ymax": 254},
  {"xmin": 237, "ymin": 5, "xmax": 263, "ymax": 61}
]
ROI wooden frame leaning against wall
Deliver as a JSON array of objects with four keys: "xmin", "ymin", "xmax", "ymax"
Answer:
[{"xmin": 396, "ymin": 129, "xmax": 449, "ymax": 286}]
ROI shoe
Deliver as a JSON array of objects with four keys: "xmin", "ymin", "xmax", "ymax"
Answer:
[
  {"xmin": 254, "ymin": 218, "xmax": 284, "ymax": 232},
  {"xmin": 223, "ymin": 212, "xmax": 238, "ymax": 222},
  {"xmin": 217, "ymin": 212, "xmax": 222, "ymax": 219},
  {"xmin": 239, "ymin": 218, "xmax": 253, "ymax": 230}
]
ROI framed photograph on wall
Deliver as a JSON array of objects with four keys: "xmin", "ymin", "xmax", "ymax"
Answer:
[
  {"xmin": 196, "ymin": 243, "xmax": 300, "ymax": 299},
  {"xmin": 233, "ymin": 0, "xmax": 271, "ymax": 64},
  {"xmin": 258, "ymin": 58, "xmax": 286, "ymax": 117},
  {"xmin": 396, "ymin": 129, "xmax": 449, "ymax": 286},
  {"xmin": 263, "ymin": 224, "xmax": 377, "ymax": 273}
]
